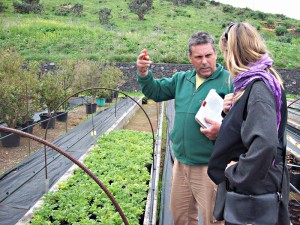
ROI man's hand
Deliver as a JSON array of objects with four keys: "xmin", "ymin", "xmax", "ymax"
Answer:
[
  {"xmin": 200, "ymin": 117, "xmax": 221, "ymax": 140},
  {"xmin": 136, "ymin": 49, "xmax": 152, "ymax": 77},
  {"xmin": 223, "ymin": 93, "xmax": 234, "ymax": 114}
]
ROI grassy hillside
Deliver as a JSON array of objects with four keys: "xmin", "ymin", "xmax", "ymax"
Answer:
[{"xmin": 0, "ymin": 0, "xmax": 299, "ymax": 69}]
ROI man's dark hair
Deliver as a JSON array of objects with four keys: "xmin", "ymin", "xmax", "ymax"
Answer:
[{"xmin": 188, "ymin": 31, "xmax": 216, "ymax": 54}]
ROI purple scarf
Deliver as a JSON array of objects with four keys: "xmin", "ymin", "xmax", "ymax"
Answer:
[{"xmin": 232, "ymin": 54, "xmax": 282, "ymax": 130}]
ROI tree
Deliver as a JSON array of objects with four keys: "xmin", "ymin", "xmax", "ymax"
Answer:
[
  {"xmin": 128, "ymin": 0, "xmax": 153, "ymax": 21},
  {"xmin": 0, "ymin": 49, "xmax": 39, "ymax": 128},
  {"xmin": 38, "ymin": 69, "xmax": 65, "ymax": 116},
  {"xmin": 96, "ymin": 64, "xmax": 125, "ymax": 98},
  {"xmin": 73, "ymin": 60, "xmax": 100, "ymax": 103}
]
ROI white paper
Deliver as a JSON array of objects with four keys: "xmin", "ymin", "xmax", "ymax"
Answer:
[{"xmin": 195, "ymin": 89, "xmax": 224, "ymax": 128}]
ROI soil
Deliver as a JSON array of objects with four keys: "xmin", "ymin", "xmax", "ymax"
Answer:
[{"xmin": 0, "ymin": 100, "xmax": 159, "ymax": 175}]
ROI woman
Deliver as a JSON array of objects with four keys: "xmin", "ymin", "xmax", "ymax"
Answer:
[{"xmin": 207, "ymin": 22, "xmax": 290, "ymax": 224}]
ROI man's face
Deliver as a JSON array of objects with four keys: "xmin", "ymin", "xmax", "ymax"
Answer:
[{"xmin": 188, "ymin": 43, "xmax": 217, "ymax": 78}]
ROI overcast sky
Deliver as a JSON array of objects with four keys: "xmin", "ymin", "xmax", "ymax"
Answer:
[{"xmin": 214, "ymin": 0, "xmax": 300, "ymax": 20}]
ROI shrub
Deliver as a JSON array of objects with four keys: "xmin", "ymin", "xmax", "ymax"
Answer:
[
  {"xmin": 275, "ymin": 26, "xmax": 288, "ymax": 36},
  {"xmin": 99, "ymin": 8, "xmax": 112, "ymax": 25},
  {"xmin": 128, "ymin": 0, "xmax": 153, "ymax": 20},
  {"xmin": 266, "ymin": 19, "xmax": 275, "ymax": 26},
  {"xmin": 0, "ymin": 2, "xmax": 8, "ymax": 12},
  {"xmin": 193, "ymin": 0, "xmax": 206, "ymax": 8},
  {"xmin": 222, "ymin": 4, "xmax": 234, "ymax": 13},
  {"xmin": 13, "ymin": 0, "xmax": 43, "ymax": 14},
  {"xmin": 277, "ymin": 34, "xmax": 292, "ymax": 44},
  {"xmin": 256, "ymin": 11, "xmax": 268, "ymax": 20},
  {"xmin": 54, "ymin": 4, "xmax": 83, "ymax": 17},
  {"xmin": 23, "ymin": 0, "xmax": 40, "ymax": 4},
  {"xmin": 275, "ymin": 14, "xmax": 287, "ymax": 20},
  {"xmin": 54, "ymin": 6, "xmax": 71, "ymax": 16},
  {"xmin": 283, "ymin": 21, "xmax": 292, "ymax": 29},
  {"xmin": 73, "ymin": 3, "xmax": 83, "ymax": 16},
  {"xmin": 173, "ymin": 0, "xmax": 193, "ymax": 5},
  {"xmin": 209, "ymin": 0, "xmax": 219, "ymax": 6}
]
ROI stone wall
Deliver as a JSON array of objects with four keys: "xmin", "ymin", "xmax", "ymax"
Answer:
[{"xmin": 116, "ymin": 63, "xmax": 300, "ymax": 95}]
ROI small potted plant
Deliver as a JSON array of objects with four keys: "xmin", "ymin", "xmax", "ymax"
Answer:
[
  {"xmin": 55, "ymin": 60, "xmax": 76, "ymax": 122},
  {"xmin": 73, "ymin": 60, "xmax": 99, "ymax": 114},
  {"xmin": 96, "ymin": 64, "xmax": 125, "ymax": 105},
  {"xmin": 38, "ymin": 69, "xmax": 65, "ymax": 129}
]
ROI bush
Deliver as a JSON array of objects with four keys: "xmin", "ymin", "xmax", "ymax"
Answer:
[
  {"xmin": 0, "ymin": 2, "xmax": 8, "ymax": 12},
  {"xmin": 209, "ymin": 0, "xmax": 220, "ymax": 6},
  {"xmin": 256, "ymin": 11, "xmax": 268, "ymax": 20},
  {"xmin": 54, "ymin": 4, "xmax": 83, "ymax": 17},
  {"xmin": 23, "ymin": 0, "xmax": 40, "ymax": 4},
  {"xmin": 173, "ymin": 0, "xmax": 193, "ymax": 5},
  {"xmin": 99, "ymin": 8, "xmax": 112, "ymax": 25},
  {"xmin": 13, "ymin": 1, "xmax": 43, "ymax": 14},
  {"xmin": 277, "ymin": 34, "xmax": 292, "ymax": 44},
  {"xmin": 275, "ymin": 26, "xmax": 288, "ymax": 36},
  {"xmin": 266, "ymin": 19, "xmax": 275, "ymax": 26},
  {"xmin": 222, "ymin": 5, "xmax": 234, "ymax": 13},
  {"xmin": 129, "ymin": 0, "xmax": 153, "ymax": 20},
  {"xmin": 193, "ymin": 0, "xmax": 206, "ymax": 8},
  {"xmin": 73, "ymin": 3, "xmax": 83, "ymax": 16},
  {"xmin": 54, "ymin": 6, "xmax": 71, "ymax": 16},
  {"xmin": 283, "ymin": 21, "xmax": 292, "ymax": 29}
]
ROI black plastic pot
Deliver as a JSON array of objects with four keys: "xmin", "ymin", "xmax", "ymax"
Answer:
[
  {"xmin": 21, "ymin": 119, "xmax": 35, "ymax": 134},
  {"xmin": 40, "ymin": 113, "xmax": 56, "ymax": 129},
  {"xmin": 106, "ymin": 97, "xmax": 113, "ymax": 103},
  {"xmin": 113, "ymin": 91, "xmax": 119, "ymax": 98},
  {"xmin": 86, "ymin": 103, "xmax": 97, "ymax": 114},
  {"xmin": 56, "ymin": 112, "xmax": 68, "ymax": 122},
  {"xmin": 142, "ymin": 98, "xmax": 148, "ymax": 104},
  {"xmin": 1, "ymin": 130, "xmax": 21, "ymax": 147}
]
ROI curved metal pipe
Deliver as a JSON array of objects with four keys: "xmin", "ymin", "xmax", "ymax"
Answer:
[
  {"xmin": 43, "ymin": 88, "xmax": 156, "ymax": 179},
  {"xmin": 0, "ymin": 126, "xmax": 129, "ymax": 225},
  {"xmin": 288, "ymin": 97, "xmax": 300, "ymax": 108}
]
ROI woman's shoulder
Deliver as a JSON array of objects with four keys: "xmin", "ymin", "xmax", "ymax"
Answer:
[{"xmin": 249, "ymin": 79, "xmax": 275, "ymax": 105}]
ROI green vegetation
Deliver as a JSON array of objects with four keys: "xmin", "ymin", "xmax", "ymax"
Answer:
[
  {"xmin": 0, "ymin": 0, "xmax": 299, "ymax": 68},
  {"xmin": 30, "ymin": 130, "xmax": 153, "ymax": 224}
]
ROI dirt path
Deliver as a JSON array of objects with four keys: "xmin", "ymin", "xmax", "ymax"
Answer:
[{"xmin": 124, "ymin": 99, "xmax": 160, "ymax": 133}]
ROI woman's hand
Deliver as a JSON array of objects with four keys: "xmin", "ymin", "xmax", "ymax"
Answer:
[
  {"xmin": 226, "ymin": 161, "xmax": 237, "ymax": 170},
  {"xmin": 223, "ymin": 93, "xmax": 234, "ymax": 114}
]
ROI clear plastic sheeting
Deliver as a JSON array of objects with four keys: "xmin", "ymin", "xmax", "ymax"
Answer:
[
  {"xmin": 159, "ymin": 100, "xmax": 204, "ymax": 225},
  {"xmin": 0, "ymin": 98, "xmax": 137, "ymax": 225},
  {"xmin": 159, "ymin": 100, "xmax": 175, "ymax": 225}
]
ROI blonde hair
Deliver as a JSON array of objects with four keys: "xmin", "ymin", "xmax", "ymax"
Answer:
[{"xmin": 222, "ymin": 22, "xmax": 283, "ymax": 87}]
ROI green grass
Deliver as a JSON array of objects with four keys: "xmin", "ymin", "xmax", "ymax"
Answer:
[{"xmin": 0, "ymin": 0, "xmax": 299, "ymax": 68}]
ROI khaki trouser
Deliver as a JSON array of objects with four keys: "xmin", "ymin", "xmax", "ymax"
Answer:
[{"xmin": 170, "ymin": 159, "xmax": 224, "ymax": 225}]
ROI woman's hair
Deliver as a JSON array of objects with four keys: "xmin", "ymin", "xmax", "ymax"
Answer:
[{"xmin": 222, "ymin": 22, "xmax": 283, "ymax": 86}]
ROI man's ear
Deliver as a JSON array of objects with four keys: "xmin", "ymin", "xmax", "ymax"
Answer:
[{"xmin": 188, "ymin": 53, "xmax": 192, "ymax": 63}]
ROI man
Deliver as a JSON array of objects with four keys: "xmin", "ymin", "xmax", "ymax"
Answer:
[{"xmin": 136, "ymin": 31, "xmax": 233, "ymax": 225}]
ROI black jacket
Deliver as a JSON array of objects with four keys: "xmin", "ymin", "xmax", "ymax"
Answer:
[{"xmin": 208, "ymin": 80, "xmax": 290, "ymax": 225}]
